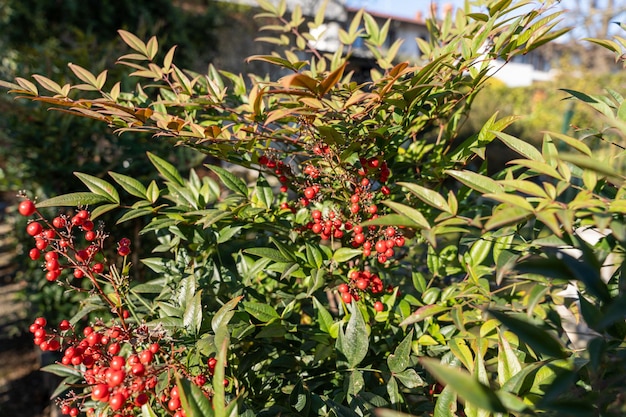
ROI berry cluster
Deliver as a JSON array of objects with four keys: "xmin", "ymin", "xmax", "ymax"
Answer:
[
  {"xmin": 338, "ymin": 269, "xmax": 385, "ymax": 312},
  {"xmin": 28, "ymin": 315, "xmax": 185, "ymax": 417},
  {"xmin": 20, "ymin": 199, "xmax": 120, "ymax": 283},
  {"xmin": 258, "ymin": 154, "xmax": 293, "ymax": 194},
  {"xmin": 296, "ymin": 153, "xmax": 405, "ymax": 264},
  {"xmin": 18, "ymin": 196, "xmax": 221, "ymax": 416}
]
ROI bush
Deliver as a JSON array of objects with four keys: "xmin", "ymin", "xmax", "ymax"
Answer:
[{"xmin": 3, "ymin": 1, "xmax": 626, "ymax": 416}]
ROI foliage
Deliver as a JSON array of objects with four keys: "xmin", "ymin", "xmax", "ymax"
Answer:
[
  {"xmin": 0, "ymin": 0, "xmax": 226, "ymax": 326},
  {"xmin": 4, "ymin": 0, "xmax": 626, "ymax": 416}
]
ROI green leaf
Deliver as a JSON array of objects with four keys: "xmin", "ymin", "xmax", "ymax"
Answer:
[
  {"xmin": 90, "ymin": 203, "xmax": 120, "ymax": 220},
  {"xmin": 336, "ymin": 303, "xmax": 369, "ymax": 368},
  {"xmin": 290, "ymin": 379, "xmax": 311, "ymax": 414},
  {"xmin": 141, "ymin": 404, "xmax": 159, "ymax": 417},
  {"xmin": 146, "ymin": 180, "xmax": 161, "ymax": 203},
  {"xmin": 116, "ymin": 208, "xmax": 153, "ymax": 224},
  {"xmin": 400, "ymin": 304, "xmax": 449, "ymax": 326},
  {"xmin": 41, "ymin": 364, "xmax": 82, "ymax": 378},
  {"xmin": 449, "ymin": 338, "xmax": 474, "ymax": 371},
  {"xmin": 74, "ymin": 172, "xmax": 120, "ymax": 203},
  {"xmin": 333, "ymin": 247, "xmax": 362, "ymax": 263},
  {"xmin": 394, "ymin": 368, "xmax": 424, "ymax": 388},
  {"xmin": 546, "ymin": 132, "xmax": 592, "ymax": 156},
  {"xmin": 36, "ymin": 192, "xmax": 112, "ymax": 208},
  {"xmin": 254, "ymin": 175, "xmax": 274, "ymax": 209},
  {"xmin": 559, "ymin": 154, "xmax": 624, "ymax": 185},
  {"xmin": 245, "ymin": 247, "xmax": 293, "ymax": 263},
  {"xmin": 561, "ymin": 88, "xmax": 615, "ymax": 119},
  {"xmin": 497, "ymin": 332, "xmax": 522, "ymax": 387},
  {"xmin": 244, "ymin": 301, "xmax": 280, "ymax": 323},
  {"xmin": 382, "ymin": 200, "xmax": 430, "ymax": 229},
  {"xmin": 109, "ymin": 171, "xmax": 147, "ymax": 198},
  {"xmin": 312, "ymin": 296, "xmax": 335, "ymax": 334},
  {"xmin": 399, "ymin": 182, "xmax": 451, "ymax": 213},
  {"xmin": 488, "ymin": 310, "xmax": 566, "ymax": 359},
  {"xmin": 446, "ymin": 170, "xmax": 503, "ymax": 194},
  {"xmin": 212, "ymin": 296, "xmax": 243, "ymax": 334},
  {"xmin": 387, "ymin": 330, "xmax": 413, "ymax": 373},
  {"xmin": 360, "ymin": 213, "xmax": 423, "ymax": 228},
  {"xmin": 420, "ymin": 358, "xmax": 506, "ymax": 413},
  {"xmin": 183, "ymin": 291, "xmax": 203, "ymax": 335},
  {"xmin": 207, "ymin": 164, "xmax": 249, "ymax": 197},
  {"xmin": 147, "ymin": 152, "xmax": 185, "ymax": 186},
  {"xmin": 493, "ymin": 131, "xmax": 543, "ymax": 162},
  {"xmin": 434, "ymin": 385, "xmax": 457, "ymax": 417},
  {"xmin": 177, "ymin": 375, "xmax": 215, "ymax": 417}
]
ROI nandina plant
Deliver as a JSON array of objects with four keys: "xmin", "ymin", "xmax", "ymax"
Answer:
[{"xmin": 5, "ymin": 0, "xmax": 626, "ymax": 416}]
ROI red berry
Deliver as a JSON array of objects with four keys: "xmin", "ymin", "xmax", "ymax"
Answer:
[
  {"xmin": 75, "ymin": 249, "xmax": 89, "ymax": 263},
  {"xmin": 52, "ymin": 217, "xmax": 66, "ymax": 229},
  {"xmin": 356, "ymin": 279, "xmax": 369, "ymax": 290},
  {"xmin": 92, "ymin": 383, "xmax": 109, "ymax": 400},
  {"xmin": 117, "ymin": 245, "xmax": 130, "ymax": 257},
  {"xmin": 34, "ymin": 317, "xmax": 47, "ymax": 327},
  {"xmin": 341, "ymin": 292, "xmax": 353, "ymax": 304},
  {"xmin": 92, "ymin": 263, "xmax": 104, "ymax": 273},
  {"xmin": 108, "ymin": 343, "xmax": 121, "ymax": 356},
  {"xmin": 134, "ymin": 393, "xmax": 149, "ymax": 406},
  {"xmin": 110, "ymin": 356, "xmax": 125, "ymax": 370},
  {"xmin": 338, "ymin": 283, "xmax": 349, "ymax": 293},
  {"xmin": 354, "ymin": 233, "xmax": 365, "ymax": 245},
  {"xmin": 131, "ymin": 363, "xmax": 145, "ymax": 377},
  {"xmin": 26, "ymin": 222, "xmax": 43, "ymax": 236},
  {"xmin": 195, "ymin": 374, "xmax": 208, "ymax": 386},
  {"xmin": 168, "ymin": 397, "xmax": 181, "ymax": 411},
  {"xmin": 109, "ymin": 393, "xmax": 125, "ymax": 411},
  {"xmin": 46, "ymin": 259, "xmax": 60, "ymax": 271},
  {"xmin": 35, "ymin": 238, "xmax": 48, "ymax": 250},
  {"xmin": 106, "ymin": 370, "xmax": 125, "ymax": 387},
  {"xmin": 82, "ymin": 220, "xmax": 94, "ymax": 231},
  {"xmin": 304, "ymin": 187, "xmax": 316, "ymax": 200},
  {"xmin": 375, "ymin": 240, "xmax": 387, "ymax": 253},
  {"xmin": 119, "ymin": 237, "xmax": 131, "ymax": 247},
  {"xmin": 18, "ymin": 200, "xmax": 37, "ymax": 217},
  {"xmin": 139, "ymin": 350, "xmax": 153, "ymax": 364},
  {"xmin": 44, "ymin": 251, "xmax": 58, "ymax": 261},
  {"xmin": 76, "ymin": 210, "xmax": 90, "ymax": 220},
  {"xmin": 29, "ymin": 248, "xmax": 41, "ymax": 260},
  {"xmin": 73, "ymin": 269, "xmax": 84, "ymax": 279},
  {"xmin": 149, "ymin": 342, "xmax": 160, "ymax": 354},
  {"xmin": 59, "ymin": 320, "xmax": 70, "ymax": 331},
  {"xmin": 377, "ymin": 255, "xmax": 387, "ymax": 263},
  {"xmin": 85, "ymin": 231, "xmax": 96, "ymax": 241},
  {"xmin": 381, "ymin": 186, "xmax": 391, "ymax": 195}
]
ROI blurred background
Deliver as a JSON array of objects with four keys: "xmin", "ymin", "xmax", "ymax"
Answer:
[{"xmin": 0, "ymin": 0, "xmax": 624, "ymax": 415}]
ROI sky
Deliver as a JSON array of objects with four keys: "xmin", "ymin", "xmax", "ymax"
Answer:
[{"xmin": 344, "ymin": 0, "xmax": 469, "ymax": 20}]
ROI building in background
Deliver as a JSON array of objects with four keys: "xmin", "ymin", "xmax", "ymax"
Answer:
[{"xmin": 212, "ymin": 0, "xmax": 561, "ymax": 87}]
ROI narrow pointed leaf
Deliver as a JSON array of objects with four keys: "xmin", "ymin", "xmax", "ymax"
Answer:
[{"xmin": 421, "ymin": 358, "xmax": 506, "ymax": 413}]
